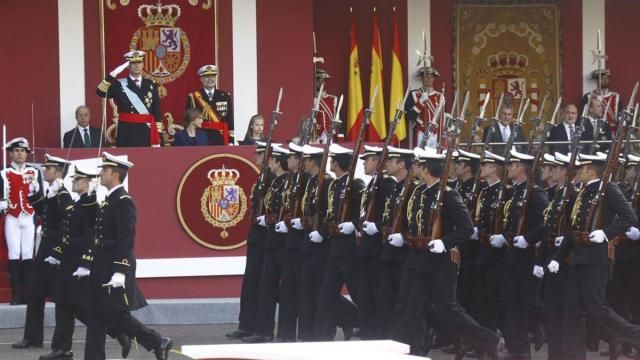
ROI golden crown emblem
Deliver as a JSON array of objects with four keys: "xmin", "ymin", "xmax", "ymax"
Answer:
[
  {"xmin": 138, "ymin": 2, "xmax": 181, "ymax": 27},
  {"xmin": 207, "ymin": 166, "xmax": 240, "ymax": 185},
  {"xmin": 487, "ymin": 51, "xmax": 529, "ymax": 77}
]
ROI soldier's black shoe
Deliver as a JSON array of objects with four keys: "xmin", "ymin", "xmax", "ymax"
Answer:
[
  {"xmin": 154, "ymin": 337, "xmax": 173, "ymax": 360},
  {"xmin": 38, "ymin": 349, "xmax": 73, "ymax": 360},
  {"xmin": 241, "ymin": 335, "xmax": 274, "ymax": 343},
  {"xmin": 117, "ymin": 334, "xmax": 132, "ymax": 358},
  {"xmin": 11, "ymin": 339, "xmax": 43, "ymax": 349},
  {"xmin": 533, "ymin": 324, "xmax": 546, "ymax": 351},
  {"xmin": 226, "ymin": 329, "xmax": 252, "ymax": 339},
  {"xmin": 342, "ymin": 325, "xmax": 354, "ymax": 341}
]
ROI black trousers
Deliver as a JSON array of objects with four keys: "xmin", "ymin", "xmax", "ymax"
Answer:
[
  {"xmin": 255, "ymin": 247, "xmax": 284, "ymax": 337},
  {"xmin": 84, "ymin": 309, "xmax": 160, "ymax": 360},
  {"xmin": 52, "ymin": 304, "xmax": 121, "ymax": 351},
  {"xmin": 544, "ymin": 264, "xmax": 570, "ymax": 360},
  {"xmin": 476, "ymin": 263, "xmax": 505, "ymax": 332},
  {"xmin": 609, "ymin": 261, "xmax": 640, "ymax": 327},
  {"xmin": 298, "ymin": 250, "xmax": 327, "ymax": 341},
  {"xmin": 277, "ymin": 248, "xmax": 302, "ymax": 341},
  {"xmin": 314, "ymin": 255, "xmax": 359, "ymax": 341},
  {"xmin": 375, "ymin": 260, "xmax": 404, "ymax": 338},
  {"xmin": 357, "ymin": 256, "xmax": 380, "ymax": 339},
  {"xmin": 237, "ymin": 242, "xmax": 265, "ymax": 334},
  {"xmin": 563, "ymin": 264, "xmax": 640, "ymax": 360},
  {"xmin": 503, "ymin": 261, "xmax": 536, "ymax": 355},
  {"xmin": 392, "ymin": 268, "xmax": 499, "ymax": 356},
  {"xmin": 23, "ymin": 298, "xmax": 45, "ymax": 344},
  {"xmin": 458, "ymin": 248, "xmax": 482, "ymax": 318}
]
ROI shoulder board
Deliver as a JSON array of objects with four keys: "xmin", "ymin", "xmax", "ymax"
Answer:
[
  {"xmin": 82, "ymin": 201, "xmax": 97, "ymax": 207},
  {"xmin": 120, "ymin": 195, "xmax": 132, "ymax": 200}
]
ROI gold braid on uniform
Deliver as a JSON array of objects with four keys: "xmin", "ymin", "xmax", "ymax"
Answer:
[
  {"xmin": 571, "ymin": 189, "xmax": 584, "ymax": 228},
  {"xmin": 406, "ymin": 185, "xmax": 422, "ymax": 229},
  {"xmin": 474, "ymin": 191, "xmax": 484, "ymax": 223},
  {"xmin": 503, "ymin": 199, "xmax": 512, "ymax": 227},
  {"xmin": 301, "ymin": 180, "xmax": 313, "ymax": 217},
  {"xmin": 326, "ymin": 181, "xmax": 336, "ymax": 221},
  {"xmin": 543, "ymin": 201, "xmax": 553, "ymax": 227}
]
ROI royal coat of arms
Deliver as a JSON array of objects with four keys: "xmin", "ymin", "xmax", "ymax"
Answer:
[{"xmin": 201, "ymin": 166, "xmax": 247, "ymax": 239}]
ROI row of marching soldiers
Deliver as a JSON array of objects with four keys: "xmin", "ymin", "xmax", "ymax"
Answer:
[{"xmin": 226, "ymin": 98, "xmax": 640, "ymax": 360}]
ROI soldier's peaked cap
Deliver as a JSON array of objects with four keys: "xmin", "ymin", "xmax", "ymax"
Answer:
[
  {"xmin": 44, "ymin": 154, "xmax": 69, "ymax": 168},
  {"xmin": 5, "ymin": 137, "xmax": 31, "ymax": 153},
  {"xmin": 198, "ymin": 65, "xmax": 218, "ymax": 76},
  {"xmin": 124, "ymin": 50, "xmax": 145, "ymax": 62},
  {"xmin": 100, "ymin": 152, "xmax": 134, "ymax": 170}
]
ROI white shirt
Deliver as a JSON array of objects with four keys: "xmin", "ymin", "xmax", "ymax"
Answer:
[
  {"xmin": 499, "ymin": 123, "xmax": 511, "ymax": 141},
  {"xmin": 563, "ymin": 122, "xmax": 576, "ymax": 140},
  {"xmin": 204, "ymin": 88, "xmax": 216, "ymax": 99},
  {"xmin": 129, "ymin": 76, "xmax": 142, "ymax": 87},
  {"xmin": 106, "ymin": 184, "xmax": 125, "ymax": 198}
]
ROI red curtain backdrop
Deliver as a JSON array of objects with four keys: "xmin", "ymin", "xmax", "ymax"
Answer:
[{"xmin": 605, "ymin": 0, "xmax": 640, "ymax": 103}]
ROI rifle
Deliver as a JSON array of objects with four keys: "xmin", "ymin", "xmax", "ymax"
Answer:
[
  {"xmin": 362, "ymin": 87, "xmax": 410, "ymax": 224},
  {"xmin": 252, "ymin": 88, "xmax": 283, "ymax": 220},
  {"xmin": 312, "ymin": 95, "xmax": 344, "ymax": 230},
  {"xmin": 526, "ymin": 95, "xmax": 549, "ymax": 154},
  {"xmin": 465, "ymin": 92, "xmax": 491, "ymax": 152},
  {"xmin": 615, "ymin": 83, "xmax": 639, "ymax": 182}
]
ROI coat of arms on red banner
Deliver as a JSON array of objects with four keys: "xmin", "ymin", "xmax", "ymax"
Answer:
[{"xmin": 177, "ymin": 154, "xmax": 259, "ymax": 250}]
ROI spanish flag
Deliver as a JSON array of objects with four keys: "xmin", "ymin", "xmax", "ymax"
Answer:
[
  {"xmin": 368, "ymin": 11, "xmax": 386, "ymax": 141},
  {"xmin": 388, "ymin": 10, "xmax": 407, "ymax": 144},
  {"xmin": 346, "ymin": 14, "xmax": 364, "ymax": 141}
]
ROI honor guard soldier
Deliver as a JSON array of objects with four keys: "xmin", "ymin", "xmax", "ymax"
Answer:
[
  {"xmin": 314, "ymin": 69, "xmax": 338, "ymax": 143},
  {"xmin": 84, "ymin": 152, "xmax": 172, "ymax": 360},
  {"xmin": 404, "ymin": 66, "xmax": 443, "ymax": 148},
  {"xmin": 391, "ymin": 147, "xmax": 503, "ymax": 359},
  {"xmin": 294, "ymin": 145, "xmax": 333, "ymax": 341},
  {"xmin": 582, "ymin": 69, "xmax": 622, "ymax": 133},
  {"xmin": 226, "ymin": 141, "xmax": 273, "ymax": 340},
  {"xmin": 242, "ymin": 145, "xmax": 290, "ymax": 343},
  {"xmin": 186, "ymin": 65, "xmax": 234, "ymax": 145},
  {"xmin": 554, "ymin": 152, "xmax": 640, "ymax": 358},
  {"xmin": 97, "ymin": 51, "xmax": 163, "ymax": 147},
  {"xmin": 0, "ymin": 138, "xmax": 42, "ymax": 306},
  {"xmin": 314, "ymin": 144, "xmax": 365, "ymax": 341},
  {"xmin": 369, "ymin": 146, "xmax": 413, "ymax": 338}
]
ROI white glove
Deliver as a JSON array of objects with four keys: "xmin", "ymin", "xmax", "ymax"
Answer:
[
  {"xmin": 0, "ymin": 200, "xmax": 8, "ymax": 211},
  {"xmin": 626, "ymin": 226, "xmax": 640, "ymax": 241},
  {"xmin": 513, "ymin": 235, "xmax": 529, "ymax": 249},
  {"xmin": 88, "ymin": 179, "xmax": 97, "ymax": 196},
  {"xmin": 470, "ymin": 227, "xmax": 479, "ymax": 241},
  {"xmin": 555, "ymin": 236, "xmax": 564, "ymax": 247},
  {"xmin": 47, "ymin": 179, "xmax": 63, "ymax": 198},
  {"xmin": 309, "ymin": 231, "xmax": 324, "ymax": 243},
  {"xmin": 29, "ymin": 180, "xmax": 40, "ymax": 195},
  {"xmin": 44, "ymin": 256, "xmax": 61, "ymax": 266},
  {"xmin": 428, "ymin": 239, "xmax": 446, "ymax": 254},
  {"xmin": 547, "ymin": 260, "xmax": 560, "ymax": 274},
  {"xmin": 532, "ymin": 265, "xmax": 544, "ymax": 279},
  {"xmin": 275, "ymin": 221, "xmax": 288, "ymax": 233},
  {"xmin": 388, "ymin": 233, "xmax": 404, "ymax": 247},
  {"xmin": 589, "ymin": 229, "xmax": 607, "ymax": 244},
  {"xmin": 489, "ymin": 234, "xmax": 507, "ymax": 248},
  {"xmin": 338, "ymin": 222, "xmax": 356, "ymax": 235},
  {"xmin": 419, "ymin": 92, "xmax": 429, "ymax": 103},
  {"xmin": 256, "ymin": 215, "xmax": 267, "ymax": 227},
  {"xmin": 291, "ymin": 218, "xmax": 304, "ymax": 230},
  {"xmin": 106, "ymin": 272, "xmax": 126, "ymax": 288},
  {"xmin": 362, "ymin": 221, "xmax": 379, "ymax": 236},
  {"xmin": 109, "ymin": 62, "xmax": 129, "ymax": 77},
  {"xmin": 72, "ymin": 267, "xmax": 91, "ymax": 279}
]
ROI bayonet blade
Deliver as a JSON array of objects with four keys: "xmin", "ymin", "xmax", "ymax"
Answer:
[
  {"xmin": 479, "ymin": 92, "xmax": 491, "ymax": 119},
  {"xmin": 369, "ymin": 85, "xmax": 379, "ymax": 110},
  {"xmin": 275, "ymin": 87, "xmax": 284, "ymax": 113},
  {"xmin": 550, "ymin": 97, "xmax": 563, "ymax": 126}
]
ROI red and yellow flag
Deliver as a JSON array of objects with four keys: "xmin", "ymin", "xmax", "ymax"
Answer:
[
  {"xmin": 368, "ymin": 12, "xmax": 386, "ymax": 141},
  {"xmin": 388, "ymin": 11, "xmax": 406, "ymax": 144},
  {"xmin": 346, "ymin": 15, "xmax": 364, "ymax": 141}
]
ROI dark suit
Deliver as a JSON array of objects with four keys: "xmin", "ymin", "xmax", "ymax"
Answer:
[
  {"xmin": 483, "ymin": 122, "xmax": 527, "ymax": 155},
  {"xmin": 62, "ymin": 127, "xmax": 103, "ymax": 148},
  {"xmin": 548, "ymin": 122, "xmax": 588, "ymax": 154},
  {"xmin": 187, "ymin": 88, "xmax": 234, "ymax": 145},
  {"xmin": 581, "ymin": 117, "xmax": 612, "ymax": 154}
]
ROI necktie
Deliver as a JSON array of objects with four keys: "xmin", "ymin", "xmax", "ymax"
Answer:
[
  {"xmin": 502, "ymin": 125, "xmax": 509, "ymax": 142},
  {"xmin": 592, "ymin": 120, "xmax": 598, "ymax": 138},
  {"xmin": 134, "ymin": 79, "xmax": 140, "ymax": 88},
  {"xmin": 83, "ymin": 128, "xmax": 90, "ymax": 147},
  {"xmin": 569, "ymin": 125, "xmax": 576, "ymax": 140}
]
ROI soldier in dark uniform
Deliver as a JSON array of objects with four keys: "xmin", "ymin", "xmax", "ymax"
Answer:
[
  {"xmin": 39, "ymin": 165, "xmax": 131, "ymax": 360},
  {"xmin": 314, "ymin": 144, "xmax": 365, "ymax": 341},
  {"xmin": 226, "ymin": 141, "xmax": 272, "ymax": 340},
  {"xmin": 12, "ymin": 154, "xmax": 69, "ymax": 351},
  {"xmin": 84, "ymin": 152, "xmax": 171, "ymax": 360},
  {"xmin": 497, "ymin": 150, "xmax": 548, "ymax": 359},
  {"xmin": 294, "ymin": 145, "xmax": 333, "ymax": 341},
  {"xmin": 186, "ymin": 65, "xmax": 234, "ymax": 145},
  {"xmin": 274, "ymin": 142, "xmax": 309, "ymax": 341},
  {"xmin": 367, "ymin": 146, "xmax": 413, "ymax": 338},
  {"xmin": 555, "ymin": 152, "xmax": 640, "ymax": 359},
  {"xmin": 391, "ymin": 147, "xmax": 504, "ymax": 359},
  {"xmin": 354, "ymin": 145, "xmax": 392, "ymax": 339},
  {"xmin": 241, "ymin": 145, "xmax": 290, "ymax": 343},
  {"xmin": 96, "ymin": 50, "xmax": 163, "ymax": 147}
]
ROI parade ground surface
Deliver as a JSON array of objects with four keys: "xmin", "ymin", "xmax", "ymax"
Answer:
[{"xmin": 0, "ymin": 323, "xmax": 613, "ymax": 360}]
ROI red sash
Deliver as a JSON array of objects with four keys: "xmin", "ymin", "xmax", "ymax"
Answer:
[
  {"xmin": 193, "ymin": 92, "xmax": 229, "ymax": 145},
  {"xmin": 118, "ymin": 113, "xmax": 161, "ymax": 146}
]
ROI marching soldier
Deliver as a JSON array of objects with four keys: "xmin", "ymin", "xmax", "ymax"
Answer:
[
  {"xmin": 405, "ymin": 66, "xmax": 443, "ymax": 148},
  {"xmin": 226, "ymin": 141, "xmax": 272, "ymax": 339},
  {"xmin": 391, "ymin": 147, "xmax": 503, "ymax": 359},
  {"xmin": 186, "ymin": 65, "xmax": 234, "ymax": 145},
  {"xmin": 97, "ymin": 50, "xmax": 163, "ymax": 147},
  {"xmin": 314, "ymin": 144, "xmax": 365, "ymax": 340},
  {"xmin": 582, "ymin": 69, "xmax": 623, "ymax": 133},
  {"xmin": 41, "ymin": 165, "xmax": 131, "ymax": 360},
  {"xmin": 370, "ymin": 146, "xmax": 413, "ymax": 338},
  {"xmin": 0, "ymin": 138, "xmax": 42, "ymax": 307},
  {"xmin": 84, "ymin": 152, "xmax": 172, "ymax": 360},
  {"xmin": 314, "ymin": 69, "xmax": 338, "ymax": 143},
  {"xmin": 553, "ymin": 152, "xmax": 640, "ymax": 359},
  {"xmin": 241, "ymin": 145, "xmax": 290, "ymax": 343}
]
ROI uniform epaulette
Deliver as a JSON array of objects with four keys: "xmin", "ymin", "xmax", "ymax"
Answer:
[
  {"xmin": 98, "ymin": 79, "xmax": 111, "ymax": 92},
  {"xmin": 59, "ymin": 190, "xmax": 69, "ymax": 195},
  {"xmin": 120, "ymin": 195, "xmax": 132, "ymax": 200},
  {"xmin": 114, "ymin": 259, "xmax": 130, "ymax": 267},
  {"xmin": 65, "ymin": 205, "xmax": 74, "ymax": 211},
  {"xmin": 82, "ymin": 201, "xmax": 97, "ymax": 207}
]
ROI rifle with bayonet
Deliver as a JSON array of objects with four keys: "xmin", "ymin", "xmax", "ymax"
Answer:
[
  {"xmin": 526, "ymin": 95, "xmax": 549, "ymax": 155},
  {"xmin": 465, "ymin": 92, "xmax": 491, "ymax": 152}
]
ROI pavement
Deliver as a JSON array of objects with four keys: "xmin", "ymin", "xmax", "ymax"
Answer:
[{"xmin": 0, "ymin": 323, "xmax": 623, "ymax": 359}]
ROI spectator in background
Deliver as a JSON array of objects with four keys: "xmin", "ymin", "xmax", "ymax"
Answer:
[
  {"xmin": 62, "ymin": 106, "xmax": 103, "ymax": 148},
  {"xmin": 174, "ymin": 109, "xmax": 208, "ymax": 146},
  {"xmin": 238, "ymin": 115, "xmax": 265, "ymax": 145}
]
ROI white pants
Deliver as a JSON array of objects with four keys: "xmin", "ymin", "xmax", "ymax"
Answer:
[{"xmin": 4, "ymin": 212, "xmax": 35, "ymax": 260}]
